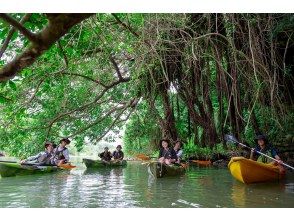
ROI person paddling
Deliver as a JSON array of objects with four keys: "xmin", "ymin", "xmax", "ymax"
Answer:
[
  {"xmin": 250, "ymin": 134, "xmax": 283, "ymax": 165},
  {"xmin": 158, "ymin": 139, "xmax": 178, "ymax": 165},
  {"xmin": 52, "ymin": 138, "xmax": 71, "ymax": 166},
  {"xmin": 112, "ymin": 145, "xmax": 124, "ymax": 161},
  {"xmin": 174, "ymin": 140, "xmax": 183, "ymax": 163},
  {"xmin": 21, "ymin": 141, "xmax": 54, "ymax": 165},
  {"xmin": 99, "ymin": 147, "xmax": 112, "ymax": 163}
]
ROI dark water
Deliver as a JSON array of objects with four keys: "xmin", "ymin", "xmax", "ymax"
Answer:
[{"xmin": 0, "ymin": 158, "xmax": 294, "ymax": 208}]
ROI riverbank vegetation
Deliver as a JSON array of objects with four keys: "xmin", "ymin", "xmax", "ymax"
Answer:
[{"xmin": 0, "ymin": 14, "xmax": 293, "ymax": 159}]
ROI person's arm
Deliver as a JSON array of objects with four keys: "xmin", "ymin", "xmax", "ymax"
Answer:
[
  {"xmin": 177, "ymin": 150, "xmax": 183, "ymax": 158},
  {"xmin": 121, "ymin": 152, "xmax": 124, "ymax": 160},
  {"xmin": 271, "ymin": 148, "xmax": 282, "ymax": 162},
  {"xmin": 250, "ymin": 149, "xmax": 254, "ymax": 160},
  {"xmin": 63, "ymin": 149, "xmax": 70, "ymax": 162},
  {"xmin": 25, "ymin": 152, "xmax": 42, "ymax": 162},
  {"xmin": 250, "ymin": 147, "xmax": 258, "ymax": 160}
]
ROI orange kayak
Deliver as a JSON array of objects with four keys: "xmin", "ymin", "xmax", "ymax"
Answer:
[
  {"xmin": 135, "ymin": 154, "xmax": 151, "ymax": 161},
  {"xmin": 228, "ymin": 157, "xmax": 285, "ymax": 184},
  {"xmin": 191, "ymin": 160, "xmax": 211, "ymax": 166}
]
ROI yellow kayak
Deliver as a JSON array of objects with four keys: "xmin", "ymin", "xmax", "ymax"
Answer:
[{"xmin": 228, "ymin": 157, "xmax": 285, "ymax": 184}]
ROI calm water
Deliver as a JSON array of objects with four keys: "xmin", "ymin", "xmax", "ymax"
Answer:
[{"xmin": 0, "ymin": 157, "xmax": 294, "ymax": 208}]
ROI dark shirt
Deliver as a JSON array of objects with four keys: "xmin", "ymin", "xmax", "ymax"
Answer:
[
  {"xmin": 159, "ymin": 147, "xmax": 178, "ymax": 160},
  {"xmin": 113, "ymin": 150, "xmax": 124, "ymax": 160},
  {"xmin": 253, "ymin": 144, "xmax": 278, "ymax": 162},
  {"xmin": 99, "ymin": 151, "xmax": 112, "ymax": 161}
]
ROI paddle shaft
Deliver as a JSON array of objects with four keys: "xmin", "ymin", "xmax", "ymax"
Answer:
[{"xmin": 237, "ymin": 142, "xmax": 294, "ymax": 170}]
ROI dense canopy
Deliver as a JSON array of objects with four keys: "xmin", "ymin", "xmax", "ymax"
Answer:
[{"xmin": 0, "ymin": 13, "xmax": 293, "ymax": 158}]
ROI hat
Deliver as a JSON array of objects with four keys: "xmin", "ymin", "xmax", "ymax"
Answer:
[
  {"xmin": 44, "ymin": 141, "xmax": 53, "ymax": 147},
  {"xmin": 116, "ymin": 145, "xmax": 122, "ymax": 149},
  {"xmin": 60, "ymin": 138, "xmax": 71, "ymax": 144},
  {"xmin": 255, "ymin": 134, "xmax": 267, "ymax": 143}
]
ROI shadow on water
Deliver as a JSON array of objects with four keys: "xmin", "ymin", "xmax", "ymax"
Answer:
[{"xmin": 0, "ymin": 159, "xmax": 294, "ymax": 208}]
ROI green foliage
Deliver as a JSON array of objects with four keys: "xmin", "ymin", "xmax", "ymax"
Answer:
[{"xmin": 123, "ymin": 100, "xmax": 161, "ymax": 155}]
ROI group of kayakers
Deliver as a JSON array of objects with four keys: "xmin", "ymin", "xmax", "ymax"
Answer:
[
  {"xmin": 21, "ymin": 138, "xmax": 71, "ymax": 166},
  {"xmin": 98, "ymin": 145, "xmax": 125, "ymax": 163},
  {"xmin": 157, "ymin": 134, "xmax": 283, "ymax": 167},
  {"xmin": 158, "ymin": 139, "xmax": 183, "ymax": 165}
]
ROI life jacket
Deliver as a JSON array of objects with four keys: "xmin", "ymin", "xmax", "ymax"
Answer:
[
  {"xmin": 54, "ymin": 147, "xmax": 67, "ymax": 160},
  {"xmin": 99, "ymin": 151, "xmax": 112, "ymax": 161},
  {"xmin": 257, "ymin": 148, "xmax": 273, "ymax": 163},
  {"xmin": 113, "ymin": 151, "xmax": 123, "ymax": 159},
  {"xmin": 37, "ymin": 152, "xmax": 53, "ymax": 164}
]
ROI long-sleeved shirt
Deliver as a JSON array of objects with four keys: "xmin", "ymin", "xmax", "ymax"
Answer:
[
  {"xmin": 25, "ymin": 151, "xmax": 53, "ymax": 164},
  {"xmin": 175, "ymin": 149, "xmax": 183, "ymax": 159},
  {"xmin": 53, "ymin": 146, "xmax": 69, "ymax": 162}
]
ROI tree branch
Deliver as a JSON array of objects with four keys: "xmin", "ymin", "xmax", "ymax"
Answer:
[
  {"xmin": 109, "ymin": 55, "xmax": 123, "ymax": 81},
  {"xmin": 57, "ymin": 41, "xmax": 68, "ymax": 67},
  {"xmin": 60, "ymin": 72, "xmax": 108, "ymax": 88},
  {"xmin": 111, "ymin": 13, "xmax": 151, "ymax": 47},
  {"xmin": 0, "ymin": 13, "xmax": 93, "ymax": 82},
  {"xmin": 0, "ymin": 13, "xmax": 38, "ymax": 44},
  {"xmin": 0, "ymin": 13, "xmax": 32, "ymax": 59}
]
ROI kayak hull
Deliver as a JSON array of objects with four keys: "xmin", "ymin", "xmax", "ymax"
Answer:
[
  {"xmin": 190, "ymin": 160, "xmax": 211, "ymax": 166},
  {"xmin": 228, "ymin": 157, "xmax": 285, "ymax": 184},
  {"xmin": 0, "ymin": 162, "xmax": 59, "ymax": 178},
  {"xmin": 147, "ymin": 162, "xmax": 186, "ymax": 178},
  {"xmin": 82, "ymin": 158, "xmax": 127, "ymax": 168}
]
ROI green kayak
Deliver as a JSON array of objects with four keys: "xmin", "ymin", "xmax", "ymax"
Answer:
[
  {"xmin": 0, "ymin": 161, "xmax": 60, "ymax": 177},
  {"xmin": 83, "ymin": 158, "xmax": 127, "ymax": 168},
  {"xmin": 147, "ymin": 162, "xmax": 186, "ymax": 178}
]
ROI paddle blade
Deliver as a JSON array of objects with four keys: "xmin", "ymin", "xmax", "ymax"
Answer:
[
  {"xmin": 58, "ymin": 163, "xmax": 76, "ymax": 169},
  {"xmin": 224, "ymin": 134, "xmax": 238, "ymax": 144}
]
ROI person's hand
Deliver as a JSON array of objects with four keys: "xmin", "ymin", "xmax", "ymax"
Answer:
[
  {"xmin": 251, "ymin": 148, "xmax": 255, "ymax": 153},
  {"xmin": 277, "ymin": 159, "xmax": 283, "ymax": 164},
  {"xmin": 20, "ymin": 160, "xmax": 26, "ymax": 164}
]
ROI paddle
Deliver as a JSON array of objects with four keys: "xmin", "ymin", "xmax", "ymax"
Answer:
[
  {"xmin": 224, "ymin": 134, "xmax": 294, "ymax": 170},
  {"xmin": 58, "ymin": 163, "xmax": 76, "ymax": 169}
]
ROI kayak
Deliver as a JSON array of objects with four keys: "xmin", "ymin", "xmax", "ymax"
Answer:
[
  {"xmin": 190, "ymin": 160, "xmax": 211, "ymax": 166},
  {"xmin": 0, "ymin": 161, "xmax": 60, "ymax": 178},
  {"xmin": 147, "ymin": 162, "xmax": 186, "ymax": 178},
  {"xmin": 228, "ymin": 157, "xmax": 285, "ymax": 184},
  {"xmin": 82, "ymin": 158, "xmax": 127, "ymax": 168},
  {"xmin": 135, "ymin": 154, "xmax": 150, "ymax": 161}
]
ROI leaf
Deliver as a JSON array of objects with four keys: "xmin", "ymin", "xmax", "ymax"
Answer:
[
  {"xmin": 8, "ymin": 81, "xmax": 17, "ymax": 91},
  {"xmin": 0, "ymin": 96, "xmax": 7, "ymax": 104}
]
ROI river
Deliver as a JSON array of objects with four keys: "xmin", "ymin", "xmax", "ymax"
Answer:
[{"xmin": 0, "ymin": 158, "xmax": 294, "ymax": 208}]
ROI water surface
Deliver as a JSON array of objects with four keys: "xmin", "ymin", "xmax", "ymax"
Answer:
[{"xmin": 0, "ymin": 158, "xmax": 293, "ymax": 208}]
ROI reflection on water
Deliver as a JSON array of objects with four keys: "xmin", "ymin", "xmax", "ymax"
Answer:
[{"xmin": 0, "ymin": 158, "xmax": 294, "ymax": 208}]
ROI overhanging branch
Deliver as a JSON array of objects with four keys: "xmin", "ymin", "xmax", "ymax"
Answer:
[
  {"xmin": 0, "ymin": 13, "xmax": 93, "ymax": 82},
  {"xmin": 0, "ymin": 13, "xmax": 38, "ymax": 44},
  {"xmin": 0, "ymin": 13, "xmax": 32, "ymax": 59}
]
